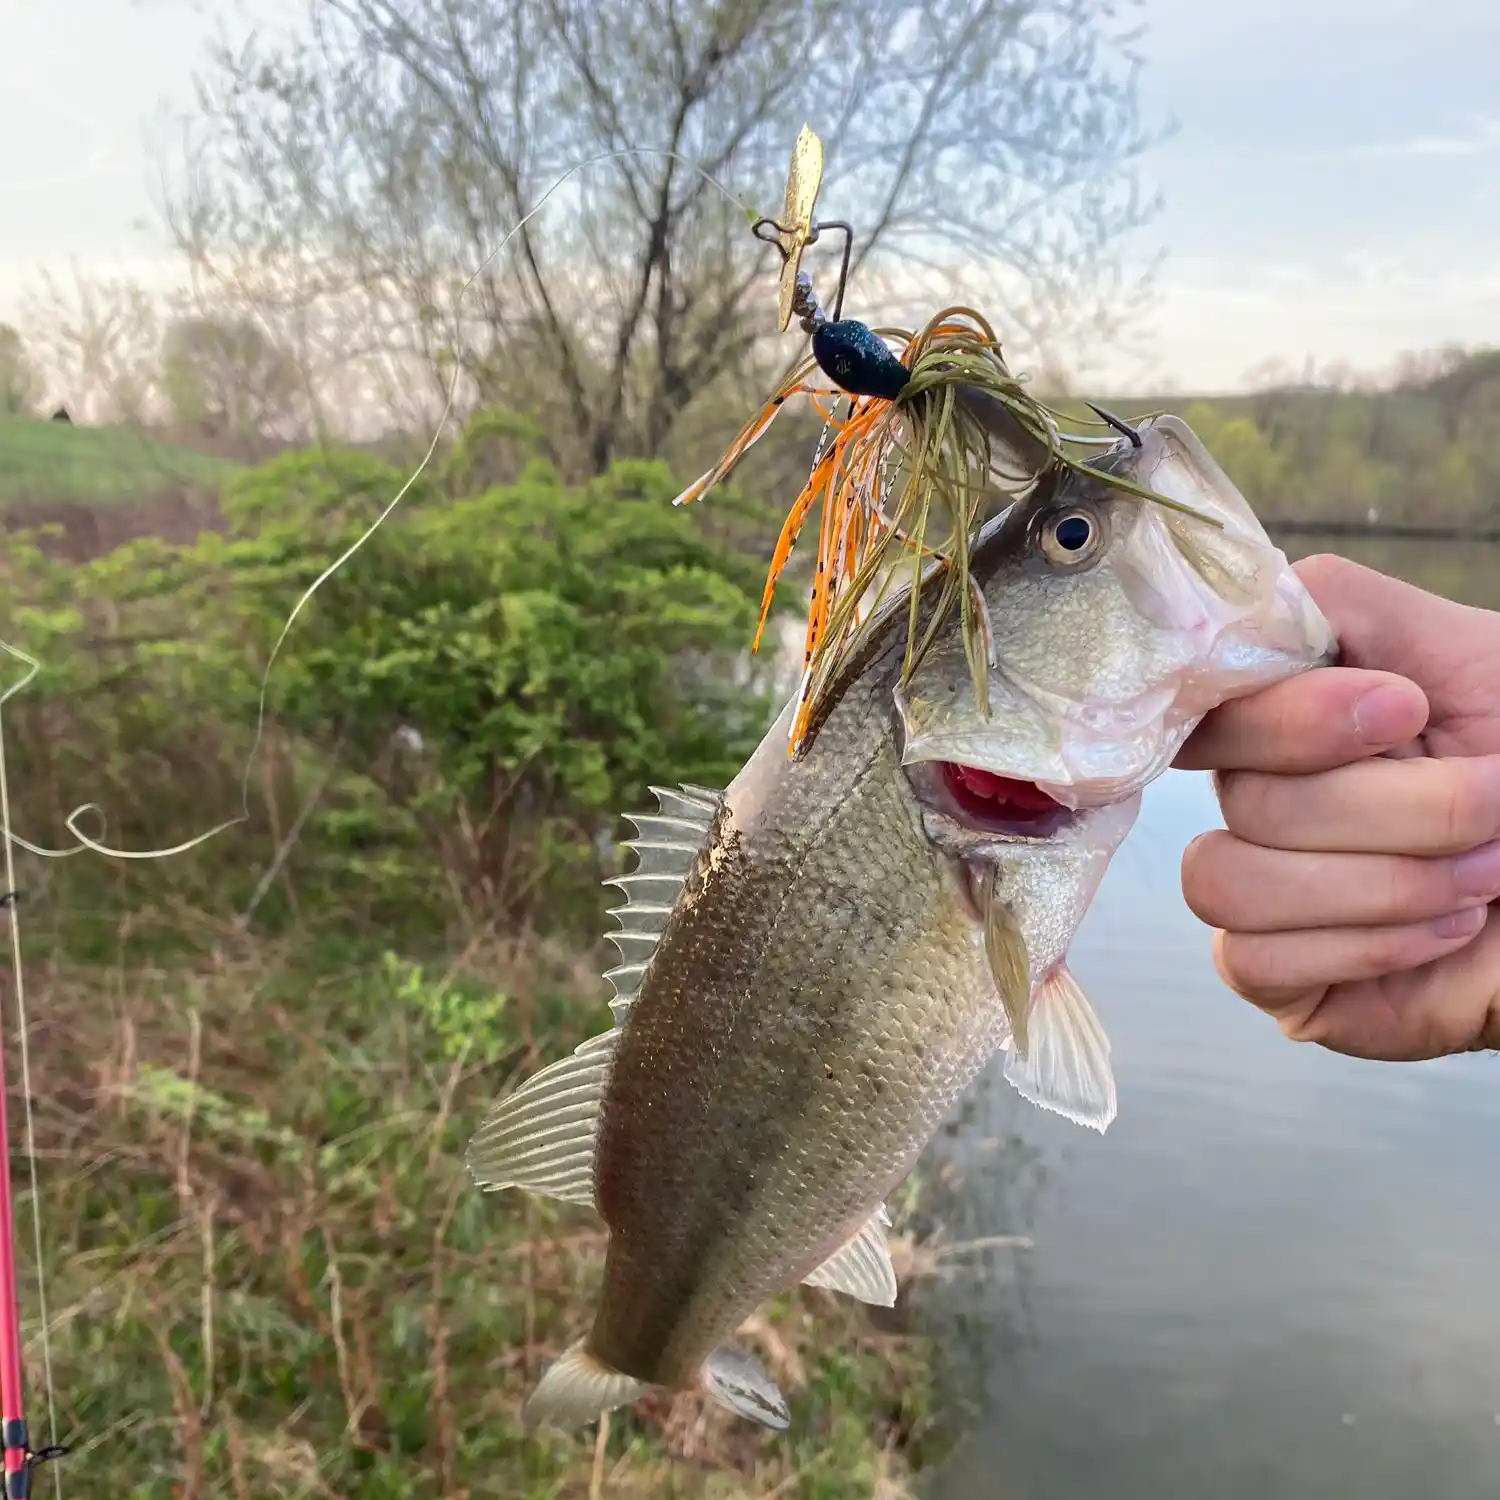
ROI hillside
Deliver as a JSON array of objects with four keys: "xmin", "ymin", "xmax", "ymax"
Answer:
[
  {"xmin": 0, "ymin": 414, "xmax": 239, "ymax": 559},
  {"xmin": 5, "ymin": 346, "xmax": 1499, "ymax": 538},
  {"xmin": 0, "ymin": 413, "xmax": 235, "ymax": 507},
  {"xmin": 687, "ymin": 347, "xmax": 1500, "ymax": 541}
]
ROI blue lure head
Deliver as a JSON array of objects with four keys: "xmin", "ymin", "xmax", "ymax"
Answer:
[{"xmin": 810, "ymin": 319, "xmax": 911, "ymax": 401}]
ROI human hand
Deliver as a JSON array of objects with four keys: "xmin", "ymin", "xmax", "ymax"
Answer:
[{"xmin": 1176, "ymin": 553, "xmax": 1500, "ymax": 1060}]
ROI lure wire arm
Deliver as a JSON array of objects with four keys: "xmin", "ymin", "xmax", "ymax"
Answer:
[
  {"xmin": 751, "ymin": 215, "xmax": 856, "ymax": 323},
  {"xmin": 810, "ymin": 220, "xmax": 854, "ymax": 321}
]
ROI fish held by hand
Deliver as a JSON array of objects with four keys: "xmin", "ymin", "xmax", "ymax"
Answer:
[{"xmin": 466, "ymin": 414, "xmax": 1334, "ymax": 1432}]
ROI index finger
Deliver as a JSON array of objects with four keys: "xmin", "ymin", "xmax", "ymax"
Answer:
[{"xmin": 1174, "ymin": 667, "xmax": 1429, "ymax": 774}]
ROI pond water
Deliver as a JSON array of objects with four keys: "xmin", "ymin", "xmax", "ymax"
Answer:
[{"xmin": 919, "ymin": 537, "xmax": 1500, "ymax": 1500}]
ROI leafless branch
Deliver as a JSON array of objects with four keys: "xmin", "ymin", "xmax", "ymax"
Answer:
[{"xmin": 158, "ymin": 0, "xmax": 1163, "ymax": 467}]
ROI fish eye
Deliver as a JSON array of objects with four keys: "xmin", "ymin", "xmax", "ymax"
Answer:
[{"xmin": 1037, "ymin": 504, "xmax": 1106, "ymax": 568}]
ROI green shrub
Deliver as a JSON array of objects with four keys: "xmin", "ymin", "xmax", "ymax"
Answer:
[{"xmin": 0, "ymin": 412, "xmax": 779, "ymax": 935}]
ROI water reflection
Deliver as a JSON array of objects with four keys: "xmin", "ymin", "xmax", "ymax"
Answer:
[{"xmin": 918, "ymin": 538, "xmax": 1500, "ymax": 1500}]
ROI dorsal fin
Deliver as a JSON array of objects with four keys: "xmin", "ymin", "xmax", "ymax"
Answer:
[
  {"xmin": 601, "ymin": 783, "xmax": 721, "ymax": 1021},
  {"xmin": 466, "ymin": 783, "xmax": 722, "ymax": 1210}
]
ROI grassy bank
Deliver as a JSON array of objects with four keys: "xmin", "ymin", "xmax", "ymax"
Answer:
[
  {"xmin": 13, "ymin": 887, "xmax": 938, "ymax": 1499},
  {"xmin": 0, "ymin": 431, "xmax": 946, "ymax": 1498},
  {"xmin": 0, "ymin": 414, "xmax": 232, "ymax": 508}
]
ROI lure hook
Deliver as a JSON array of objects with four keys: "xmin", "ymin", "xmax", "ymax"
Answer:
[{"xmin": 1085, "ymin": 403, "xmax": 1144, "ymax": 449}]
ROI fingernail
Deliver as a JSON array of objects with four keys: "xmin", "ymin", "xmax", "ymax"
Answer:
[
  {"xmin": 1431, "ymin": 906, "xmax": 1488, "ymax": 939},
  {"xmin": 1453, "ymin": 840, "xmax": 1500, "ymax": 898},
  {"xmin": 1352, "ymin": 683, "xmax": 1420, "ymax": 746}
]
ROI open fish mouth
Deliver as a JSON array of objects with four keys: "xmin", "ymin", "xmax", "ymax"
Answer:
[
  {"xmin": 894, "ymin": 675, "xmax": 1179, "ymax": 817},
  {"xmin": 919, "ymin": 760, "xmax": 1075, "ymax": 839}
]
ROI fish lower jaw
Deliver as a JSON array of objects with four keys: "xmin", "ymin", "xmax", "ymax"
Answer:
[{"xmin": 906, "ymin": 758, "xmax": 1075, "ymax": 842}]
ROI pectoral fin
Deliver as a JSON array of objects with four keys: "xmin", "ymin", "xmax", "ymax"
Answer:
[
  {"xmin": 802, "ymin": 1204, "xmax": 898, "ymax": 1307},
  {"xmin": 978, "ymin": 867, "xmax": 1032, "ymax": 1054},
  {"xmin": 1002, "ymin": 965, "xmax": 1117, "ymax": 1132}
]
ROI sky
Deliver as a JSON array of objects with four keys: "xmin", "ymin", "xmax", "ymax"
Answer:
[
  {"xmin": 0, "ymin": 0, "xmax": 1497, "ymax": 393},
  {"xmin": 1126, "ymin": 0, "xmax": 1500, "ymax": 389}
]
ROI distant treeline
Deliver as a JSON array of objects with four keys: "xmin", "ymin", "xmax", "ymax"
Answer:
[
  {"xmin": 11, "ymin": 346, "xmax": 1500, "ymax": 540},
  {"xmin": 1083, "ymin": 348, "xmax": 1500, "ymax": 529}
]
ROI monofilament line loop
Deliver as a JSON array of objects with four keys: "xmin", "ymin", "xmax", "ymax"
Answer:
[{"xmin": 0, "ymin": 642, "xmax": 63, "ymax": 1500}]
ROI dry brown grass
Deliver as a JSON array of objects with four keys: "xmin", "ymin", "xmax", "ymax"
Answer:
[{"xmin": 5, "ymin": 905, "xmax": 946, "ymax": 1500}]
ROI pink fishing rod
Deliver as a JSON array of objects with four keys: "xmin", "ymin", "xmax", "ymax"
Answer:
[
  {"xmin": 0, "ymin": 1049, "xmax": 26, "ymax": 1496},
  {"xmin": 0, "ymin": 889, "xmax": 63, "ymax": 1499},
  {"xmin": 0, "ymin": 884, "xmax": 26, "ymax": 1497}
]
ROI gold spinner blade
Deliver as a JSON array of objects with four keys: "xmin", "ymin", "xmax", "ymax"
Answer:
[{"xmin": 776, "ymin": 124, "xmax": 825, "ymax": 332}]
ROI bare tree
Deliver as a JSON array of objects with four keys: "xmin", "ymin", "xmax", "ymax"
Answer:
[
  {"xmin": 168, "ymin": 0, "xmax": 1161, "ymax": 473},
  {"xmin": 18, "ymin": 270, "xmax": 165, "ymax": 426},
  {"xmin": 161, "ymin": 314, "xmax": 305, "ymax": 450},
  {"xmin": 0, "ymin": 325, "xmax": 35, "ymax": 416},
  {"xmin": 1395, "ymin": 345, "xmax": 1500, "ymax": 443}
]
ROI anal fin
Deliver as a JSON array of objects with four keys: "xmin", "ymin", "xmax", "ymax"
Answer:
[
  {"xmin": 802, "ymin": 1205, "xmax": 898, "ymax": 1307},
  {"xmin": 1003, "ymin": 964, "xmax": 1117, "ymax": 1132},
  {"xmin": 523, "ymin": 1340, "xmax": 648, "ymax": 1429}
]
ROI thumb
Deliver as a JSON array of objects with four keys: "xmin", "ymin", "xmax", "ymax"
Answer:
[{"xmin": 1295, "ymin": 553, "xmax": 1500, "ymax": 725}]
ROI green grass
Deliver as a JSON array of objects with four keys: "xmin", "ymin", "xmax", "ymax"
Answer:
[
  {"xmin": 0, "ymin": 414, "xmax": 235, "ymax": 507},
  {"xmin": 0, "ymin": 648, "xmax": 941, "ymax": 1500},
  {"xmin": 6, "ymin": 868, "xmax": 937, "ymax": 1499}
]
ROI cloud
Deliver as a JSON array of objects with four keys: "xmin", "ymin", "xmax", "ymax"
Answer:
[{"xmin": 1319, "ymin": 115, "xmax": 1500, "ymax": 162}]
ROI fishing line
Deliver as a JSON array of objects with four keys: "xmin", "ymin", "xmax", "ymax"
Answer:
[
  {"xmin": 0, "ymin": 145, "xmax": 762, "ymax": 1497},
  {"xmin": 0, "ymin": 147, "xmax": 762, "ymax": 867},
  {"xmin": 0, "ymin": 643, "xmax": 63, "ymax": 1499}
]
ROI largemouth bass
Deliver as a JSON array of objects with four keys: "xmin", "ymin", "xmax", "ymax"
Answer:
[{"xmin": 467, "ymin": 415, "xmax": 1335, "ymax": 1431}]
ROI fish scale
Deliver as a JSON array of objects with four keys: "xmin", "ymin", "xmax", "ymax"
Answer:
[
  {"xmin": 596, "ymin": 718, "xmax": 1003, "ymax": 1386},
  {"xmin": 465, "ymin": 414, "xmax": 1336, "ymax": 1431}
]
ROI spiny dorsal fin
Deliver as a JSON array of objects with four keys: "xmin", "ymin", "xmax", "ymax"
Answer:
[
  {"xmin": 466, "ymin": 786, "xmax": 723, "ymax": 1211},
  {"xmin": 802, "ymin": 1204, "xmax": 898, "ymax": 1307},
  {"xmin": 601, "ymin": 782, "xmax": 722, "ymax": 1021},
  {"xmin": 465, "ymin": 1030, "xmax": 618, "ymax": 1207}
]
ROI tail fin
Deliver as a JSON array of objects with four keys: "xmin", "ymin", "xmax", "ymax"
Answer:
[
  {"xmin": 524, "ymin": 1338, "xmax": 790, "ymax": 1433},
  {"xmin": 701, "ymin": 1345, "xmax": 790, "ymax": 1431},
  {"xmin": 522, "ymin": 1340, "xmax": 649, "ymax": 1429}
]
